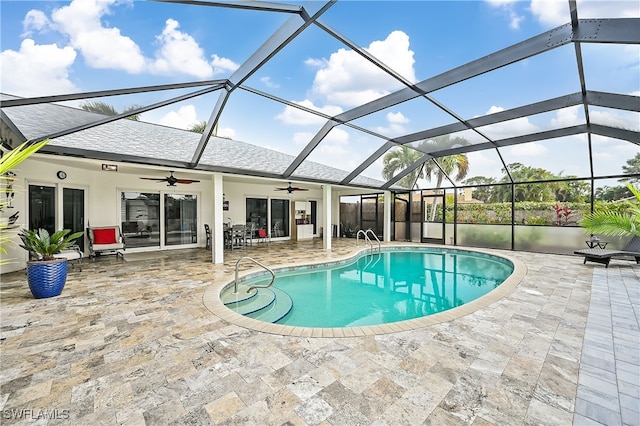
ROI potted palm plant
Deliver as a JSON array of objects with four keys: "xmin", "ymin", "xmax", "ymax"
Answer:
[{"xmin": 18, "ymin": 228, "xmax": 84, "ymax": 298}]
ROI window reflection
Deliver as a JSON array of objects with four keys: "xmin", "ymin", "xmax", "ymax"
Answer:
[
  {"xmin": 165, "ymin": 194, "xmax": 197, "ymax": 246},
  {"xmin": 121, "ymin": 192, "xmax": 160, "ymax": 248}
]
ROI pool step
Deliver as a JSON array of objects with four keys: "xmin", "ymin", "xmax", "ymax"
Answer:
[
  {"xmin": 221, "ymin": 286, "xmax": 292, "ymax": 323},
  {"xmin": 246, "ymin": 287, "xmax": 293, "ymax": 323}
]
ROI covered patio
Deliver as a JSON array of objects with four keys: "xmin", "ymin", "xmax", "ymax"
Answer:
[{"xmin": 1, "ymin": 239, "xmax": 637, "ymax": 425}]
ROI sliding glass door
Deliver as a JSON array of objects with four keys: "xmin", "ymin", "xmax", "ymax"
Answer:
[
  {"xmin": 63, "ymin": 188, "xmax": 85, "ymax": 251},
  {"xmin": 29, "ymin": 185, "xmax": 56, "ymax": 235},
  {"xmin": 120, "ymin": 191, "xmax": 198, "ymax": 248},
  {"xmin": 165, "ymin": 194, "xmax": 197, "ymax": 246},
  {"xmin": 271, "ymin": 199, "xmax": 290, "ymax": 238},
  {"xmin": 29, "ymin": 185, "xmax": 86, "ymax": 251}
]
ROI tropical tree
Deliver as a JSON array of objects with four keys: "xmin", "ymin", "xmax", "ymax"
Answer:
[
  {"xmin": 80, "ymin": 101, "xmax": 141, "ymax": 120},
  {"xmin": 580, "ymin": 183, "xmax": 640, "ymax": 238},
  {"xmin": 189, "ymin": 121, "xmax": 207, "ymax": 133},
  {"xmin": 382, "ymin": 134, "xmax": 471, "ymax": 191},
  {"xmin": 382, "ymin": 145, "xmax": 424, "ymax": 189},
  {"xmin": 188, "ymin": 120, "xmax": 219, "ymax": 135},
  {"xmin": 595, "ymin": 185, "xmax": 632, "ymax": 201},
  {"xmin": 462, "ymin": 176, "xmax": 497, "ymax": 203},
  {"xmin": 620, "ymin": 152, "xmax": 640, "ymax": 184}
]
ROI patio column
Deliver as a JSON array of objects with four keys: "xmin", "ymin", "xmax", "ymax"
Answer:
[
  {"xmin": 384, "ymin": 190, "xmax": 391, "ymax": 242},
  {"xmin": 323, "ymin": 184, "xmax": 332, "ymax": 250},
  {"xmin": 212, "ymin": 173, "xmax": 224, "ymax": 264}
]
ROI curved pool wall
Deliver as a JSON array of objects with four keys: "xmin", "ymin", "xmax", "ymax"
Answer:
[{"xmin": 203, "ymin": 244, "xmax": 527, "ymax": 337}]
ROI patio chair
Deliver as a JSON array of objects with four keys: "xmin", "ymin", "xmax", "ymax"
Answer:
[
  {"xmin": 257, "ymin": 228, "xmax": 268, "ymax": 243},
  {"xmin": 52, "ymin": 245, "xmax": 84, "ymax": 271},
  {"xmin": 272, "ymin": 221, "xmax": 283, "ymax": 238},
  {"xmin": 204, "ymin": 224, "xmax": 211, "ymax": 249},
  {"xmin": 574, "ymin": 235, "xmax": 640, "ymax": 268},
  {"xmin": 87, "ymin": 225, "xmax": 126, "ymax": 259}
]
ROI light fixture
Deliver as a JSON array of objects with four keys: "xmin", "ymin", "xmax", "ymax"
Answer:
[{"xmin": 102, "ymin": 164, "xmax": 118, "ymax": 171}]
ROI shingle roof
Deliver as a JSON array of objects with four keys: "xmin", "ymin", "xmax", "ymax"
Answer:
[{"xmin": 1, "ymin": 94, "xmax": 388, "ymax": 188}]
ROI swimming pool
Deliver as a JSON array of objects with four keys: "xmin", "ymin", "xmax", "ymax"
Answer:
[{"xmin": 210, "ymin": 246, "xmax": 521, "ymax": 335}]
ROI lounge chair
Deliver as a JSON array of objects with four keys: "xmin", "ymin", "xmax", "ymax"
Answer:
[{"xmin": 574, "ymin": 236, "xmax": 640, "ymax": 267}]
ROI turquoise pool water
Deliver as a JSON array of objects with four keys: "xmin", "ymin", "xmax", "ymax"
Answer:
[{"xmin": 239, "ymin": 248, "xmax": 514, "ymax": 328}]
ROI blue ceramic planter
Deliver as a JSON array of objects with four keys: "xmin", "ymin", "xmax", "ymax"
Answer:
[{"xmin": 26, "ymin": 259, "xmax": 68, "ymax": 298}]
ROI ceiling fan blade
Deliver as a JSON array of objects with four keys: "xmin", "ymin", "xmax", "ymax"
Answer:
[
  {"xmin": 175, "ymin": 179, "xmax": 200, "ymax": 184},
  {"xmin": 140, "ymin": 177, "xmax": 168, "ymax": 182}
]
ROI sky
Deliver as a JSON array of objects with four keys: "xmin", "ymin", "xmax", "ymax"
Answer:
[{"xmin": 1, "ymin": 0, "xmax": 639, "ymax": 187}]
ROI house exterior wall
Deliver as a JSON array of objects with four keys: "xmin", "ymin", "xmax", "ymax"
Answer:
[
  {"xmin": 0, "ymin": 153, "xmax": 336, "ymax": 274},
  {"xmin": 1, "ymin": 154, "xmax": 217, "ymax": 273}
]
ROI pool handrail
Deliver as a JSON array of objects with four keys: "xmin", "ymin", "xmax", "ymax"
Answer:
[
  {"xmin": 356, "ymin": 230, "xmax": 373, "ymax": 251},
  {"xmin": 365, "ymin": 229, "xmax": 381, "ymax": 252},
  {"xmin": 234, "ymin": 256, "xmax": 275, "ymax": 294}
]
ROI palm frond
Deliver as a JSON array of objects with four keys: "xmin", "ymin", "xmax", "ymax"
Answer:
[
  {"xmin": 1, "ymin": 140, "xmax": 49, "ymax": 174},
  {"xmin": 580, "ymin": 211, "xmax": 640, "ymax": 237}
]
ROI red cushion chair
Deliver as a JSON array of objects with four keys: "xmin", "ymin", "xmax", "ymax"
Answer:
[{"xmin": 87, "ymin": 226, "xmax": 125, "ymax": 259}]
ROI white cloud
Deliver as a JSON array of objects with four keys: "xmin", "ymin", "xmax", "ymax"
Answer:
[
  {"xmin": 387, "ymin": 111, "xmax": 409, "ymax": 124},
  {"xmin": 465, "ymin": 151, "xmax": 503, "ymax": 179},
  {"xmin": 210, "ymin": 54, "xmax": 239, "ymax": 76},
  {"xmin": 309, "ymin": 30, "xmax": 416, "ymax": 107},
  {"xmin": 51, "ymin": 0, "xmax": 146, "ymax": 73},
  {"xmin": 149, "ymin": 19, "xmax": 214, "ymax": 78},
  {"xmin": 480, "ymin": 105, "xmax": 539, "ymax": 139},
  {"xmin": 591, "ymin": 109, "xmax": 640, "ymax": 131},
  {"xmin": 505, "ymin": 141, "xmax": 548, "ymax": 157},
  {"xmin": 157, "ymin": 104, "xmax": 198, "ymax": 129},
  {"xmin": 530, "ymin": 0, "xmax": 640, "ymax": 27},
  {"xmin": 485, "ymin": 0, "xmax": 525, "ymax": 29},
  {"xmin": 551, "ymin": 106, "xmax": 581, "ymax": 127},
  {"xmin": 374, "ymin": 111, "xmax": 410, "ymax": 135},
  {"xmin": 276, "ymin": 100, "xmax": 343, "ymax": 125},
  {"xmin": 292, "ymin": 132, "xmax": 314, "ymax": 145},
  {"xmin": 22, "ymin": 10, "xmax": 50, "ymax": 36},
  {"xmin": 529, "ymin": 0, "xmax": 569, "ymax": 27},
  {"xmin": 216, "ymin": 127, "xmax": 236, "ymax": 139},
  {"xmin": 12, "ymin": 0, "xmax": 238, "ymax": 80},
  {"xmin": 307, "ymin": 127, "xmax": 354, "ymax": 165},
  {"xmin": 302, "ymin": 127, "xmax": 370, "ymax": 172},
  {"xmin": 260, "ymin": 76, "xmax": 280, "ymax": 89},
  {"xmin": 0, "ymin": 39, "xmax": 78, "ymax": 96}
]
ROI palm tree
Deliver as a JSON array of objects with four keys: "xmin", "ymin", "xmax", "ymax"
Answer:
[
  {"xmin": 189, "ymin": 121, "xmax": 208, "ymax": 133},
  {"xmin": 381, "ymin": 145, "xmax": 424, "ymax": 189},
  {"xmin": 579, "ymin": 183, "xmax": 640, "ymax": 238},
  {"xmin": 417, "ymin": 136, "xmax": 470, "ymax": 220},
  {"xmin": 80, "ymin": 101, "xmax": 141, "ymax": 121},
  {"xmin": 188, "ymin": 120, "xmax": 218, "ymax": 135}
]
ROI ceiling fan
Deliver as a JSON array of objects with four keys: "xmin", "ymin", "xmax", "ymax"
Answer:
[
  {"xmin": 139, "ymin": 171, "xmax": 200, "ymax": 187},
  {"xmin": 275, "ymin": 182, "xmax": 309, "ymax": 194}
]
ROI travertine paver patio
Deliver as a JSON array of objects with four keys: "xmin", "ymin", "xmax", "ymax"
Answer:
[{"xmin": 0, "ymin": 239, "xmax": 638, "ymax": 425}]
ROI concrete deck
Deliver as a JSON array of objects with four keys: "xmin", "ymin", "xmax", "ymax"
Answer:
[{"xmin": 1, "ymin": 239, "xmax": 638, "ymax": 425}]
